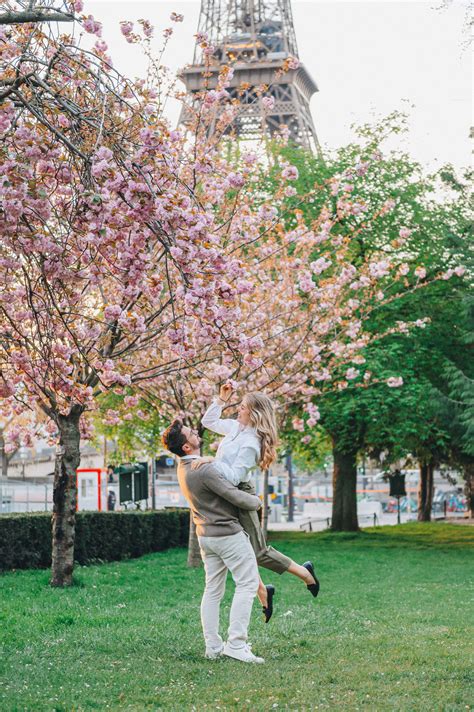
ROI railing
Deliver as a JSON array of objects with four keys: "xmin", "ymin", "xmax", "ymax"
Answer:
[
  {"xmin": 300, "ymin": 512, "xmax": 379, "ymax": 532},
  {"xmin": 299, "ymin": 517, "xmax": 331, "ymax": 532},
  {"xmin": 0, "ymin": 482, "xmax": 54, "ymax": 513}
]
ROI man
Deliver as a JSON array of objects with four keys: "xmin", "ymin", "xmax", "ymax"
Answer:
[
  {"xmin": 162, "ymin": 419, "xmax": 265, "ymax": 664},
  {"xmin": 107, "ymin": 489, "xmax": 116, "ymax": 511}
]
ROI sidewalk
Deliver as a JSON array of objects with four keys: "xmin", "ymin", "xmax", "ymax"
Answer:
[{"xmin": 267, "ymin": 512, "xmax": 472, "ymax": 532}]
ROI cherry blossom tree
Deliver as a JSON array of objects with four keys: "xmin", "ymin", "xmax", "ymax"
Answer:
[{"xmin": 0, "ymin": 5, "xmax": 267, "ymax": 585}]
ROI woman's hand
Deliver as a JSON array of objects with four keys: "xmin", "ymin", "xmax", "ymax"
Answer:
[
  {"xmin": 191, "ymin": 456, "xmax": 214, "ymax": 470},
  {"xmin": 219, "ymin": 382, "xmax": 233, "ymax": 403}
]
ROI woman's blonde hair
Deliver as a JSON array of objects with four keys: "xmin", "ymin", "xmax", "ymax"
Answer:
[{"xmin": 244, "ymin": 392, "xmax": 279, "ymax": 470}]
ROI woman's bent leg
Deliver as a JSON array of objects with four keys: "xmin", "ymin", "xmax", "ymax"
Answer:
[
  {"xmin": 238, "ymin": 483, "xmax": 317, "ymax": 587},
  {"xmin": 237, "ymin": 504, "xmax": 292, "ymax": 575}
]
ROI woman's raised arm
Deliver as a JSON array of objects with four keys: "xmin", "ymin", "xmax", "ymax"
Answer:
[{"xmin": 201, "ymin": 397, "xmax": 239, "ymax": 437}]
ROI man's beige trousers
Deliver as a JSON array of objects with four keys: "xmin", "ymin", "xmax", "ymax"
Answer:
[{"xmin": 198, "ymin": 530, "xmax": 259, "ymax": 653}]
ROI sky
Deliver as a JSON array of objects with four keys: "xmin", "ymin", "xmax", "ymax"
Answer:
[{"xmin": 86, "ymin": 0, "xmax": 472, "ymax": 170}]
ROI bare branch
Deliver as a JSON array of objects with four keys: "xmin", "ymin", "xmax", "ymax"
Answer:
[{"xmin": 0, "ymin": 9, "xmax": 74, "ymax": 25}]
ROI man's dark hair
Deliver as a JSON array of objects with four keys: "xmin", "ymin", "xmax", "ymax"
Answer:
[{"xmin": 162, "ymin": 419, "xmax": 187, "ymax": 457}]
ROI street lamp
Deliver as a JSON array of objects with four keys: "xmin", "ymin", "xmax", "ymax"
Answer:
[{"xmin": 18, "ymin": 446, "xmax": 28, "ymax": 480}]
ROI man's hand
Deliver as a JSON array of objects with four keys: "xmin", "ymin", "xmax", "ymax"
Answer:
[
  {"xmin": 219, "ymin": 382, "xmax": 233, "ymax": 403},
  {"xmin": 191, "ymin": 456, "xmax": 214, "ymax": 470}
]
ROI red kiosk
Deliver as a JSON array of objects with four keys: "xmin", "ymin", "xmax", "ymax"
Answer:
[{"xmin": 76, "ymin": 468, "xmax": 106, "ymax": 511}]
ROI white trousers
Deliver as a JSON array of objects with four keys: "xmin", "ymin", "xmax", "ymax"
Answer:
[{"xmin": 198, "ymin": 530, "xmax": 259, "ymax": 652}]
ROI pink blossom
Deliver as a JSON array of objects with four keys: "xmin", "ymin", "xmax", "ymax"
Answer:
[
  {"xmin": 83, "ymin": 15, "xmax": 102, "ymax": 37},
  {"xmin": 387, "ymin": 376, "xmax": 403, "ymax": 388},
  {"xmin": 381, "ymin": 198, "xmax": 396, "ymax": 214},
  {"xmin": 292, "ymin": 417, "xmax": 305, "ymax": 432},
  {"xmin": 105, "ymin": 409, "xmax": 121, "ymax": 426},
  {"xmin": 282, "ymin": 165, "xmax": 299, "ymax": 181},
  {"xmin": 355, "ymin": 161, "xmax": 369, "ymax": 176},
  {"xmin": 57, "ymin": 114, "xmax": 70, "ymax": 129},
  {"xmin": 369, "ymin": 260, "xmax": 390, "ymax": 278},
  {"xmin": 140, "ymin": 19, "xmax": 154, "ymax": 38},
  {"xmin": 95, "ymin": 146, "xmax": 113, "ymax": 162},
  {"xmin": 171, "ymin": 12, "xmax": 184, "ymax": 22},
  {"xmin": 243, "ymin": 354, "xmax": 263, "ymax": 368},
  {"xmin": 227, "ymin": 172, "xmax": 245, "ymax": 189},
  {"xmin": 345, "ymin": 367, "xmax": 359, "ymax": 380},
  {"xmin": 258, "ymin": 205, "xmax": 278, "ymax": 222},
  {"xmin": 120, "ymin": 21, "xmax": 134, "ymax": 37},
  {"xmin": 298, "ymin": 271, "xmax": 315, "ymax": 292},
  {"xmin": 262, "ymin": 96, "xmax": 275, "ymax": 111},
  {"xmin": 0, "ymin": 101, "xmax": 16, "ymax": 134},
  {"xmin": 124, "ymin": 395, "xmax": 139, "ymax": 408},
  {"xmin": 414, "ymin": 266, "xmax": 426, "ymax": 279},
  {"xmin": 91, "ymin": 160, "xmax": 110, "ymax": 178},
  {"xmin": 0, "ymin": 381, "xmax": 15, "ymax": 398},
  {"xmin": 94, "ymin": 40, "xmax": 108, "ymax": 53},
  {"xmin": 287, "ymin": 56, "xmax": 300, "ymax": 70},
  {"xmin": 310, "ymin": 257, "xmax": 331, "ymax": 275},
  {"xmin": 399, "ymin": 227, "xmax": 412, "ymax": 239},
  {"xmin": 104, "ymin": 305, "xmax": 122, "ymax": 321},
  {"xmin": 414, "ymin": 319, "xmax": 428, "ymax": 329}
]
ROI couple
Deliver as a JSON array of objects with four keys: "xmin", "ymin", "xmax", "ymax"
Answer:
[{"xmin": 162, "ymin": 384, "xmax": 319, "ymax": 664}]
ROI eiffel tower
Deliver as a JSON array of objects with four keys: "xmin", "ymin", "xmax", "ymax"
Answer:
[{"xmin": 179, "ymin": 0, "xmax": 321, "ymax": 154}]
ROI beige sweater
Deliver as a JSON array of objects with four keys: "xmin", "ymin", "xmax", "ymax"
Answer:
[{"xmin": 177, "ymin": 458, "xmax": 261, "ymax": 537}]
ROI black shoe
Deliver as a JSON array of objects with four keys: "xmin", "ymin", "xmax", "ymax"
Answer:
[
  {"xmin": 262, "ymin": 584, "xmax": 275, "ymax": 623},
  {"xmin": 302, "ymin": 561, "xmax": 320, "ymax": 598}
]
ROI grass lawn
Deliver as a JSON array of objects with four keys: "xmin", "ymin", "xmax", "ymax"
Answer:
[{"xmin": 0, "ymin": 523, "xmax": 473, "ymax": 711}]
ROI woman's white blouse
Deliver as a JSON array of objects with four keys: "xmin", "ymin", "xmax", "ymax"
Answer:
[{"xmin": 201, "ymin": 399, "xmax": 261, "ymax": 486}]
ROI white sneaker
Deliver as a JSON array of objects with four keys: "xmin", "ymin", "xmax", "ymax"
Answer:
[
  {"xmin": 223, "ymin": 642, "xmax": 264, "ymax": 664},
  {"xmin": 205, "ymin": 646, "xmax": 224, "ymax": 659}
]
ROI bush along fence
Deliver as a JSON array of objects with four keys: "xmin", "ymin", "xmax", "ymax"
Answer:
[{"xmin": 0, "ymin": 509, "xmax": 190, "ymax": 572}]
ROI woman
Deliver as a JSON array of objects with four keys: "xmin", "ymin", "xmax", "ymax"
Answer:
[{"xmin": 200, "ymin": 383, "xmax": 319, "ymax": 622}]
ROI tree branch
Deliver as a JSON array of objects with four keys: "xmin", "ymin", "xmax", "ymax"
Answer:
[{"xmin": 0, "ymin": 10, "xmax": 74, "ymax": 25}]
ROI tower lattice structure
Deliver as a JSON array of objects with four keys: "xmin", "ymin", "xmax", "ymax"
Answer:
[{"xmin": 179, "ymin": 0, "xmax": 321, "ymax": 154}]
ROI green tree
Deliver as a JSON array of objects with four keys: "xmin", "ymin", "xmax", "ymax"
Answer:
[{"xmin": 272, "ymin": 114, "xmax": 471, "ymax": 529}]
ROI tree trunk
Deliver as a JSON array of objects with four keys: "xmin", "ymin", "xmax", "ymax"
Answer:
[
  {"xmin": 187, "ymin": 515, "xmax": 202, "ymax": 567},
  {"xmin": 0, "ymin": 431, "xmax": 8, "ymax": 479},
  {"xmin": 262, "ymin": 468, "xmax": 269, "ymax": 537},
  {"xmin": 463, "ymin": 463, "xmax": 474, "ymax": 518},
  {"xmin": 286, "ymin": 452, "xmax": 295, "ymax": 522},
  {"xmin": 331, "ymin": 437, "xmax": 359, "ymax": 531},
  {"xmin": 417, "ymin": 460, "xmax": 434, "ymax": 522},
  {"xmin": 186, "ymin": 425, "xmax": 204, "ymax": 567},
  {"xmin": 50, "ymin": 408, "xmax": 82, "ymax": 587}
]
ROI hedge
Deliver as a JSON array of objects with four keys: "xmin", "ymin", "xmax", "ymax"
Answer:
[{"xmin": 0, "ymin": 509, "xmax": 190, "ymax": 572}]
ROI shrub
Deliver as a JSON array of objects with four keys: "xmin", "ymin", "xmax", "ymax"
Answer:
[{"xmin": 0, "ymin": 509, "xmax": 190, "ymax": 571}]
